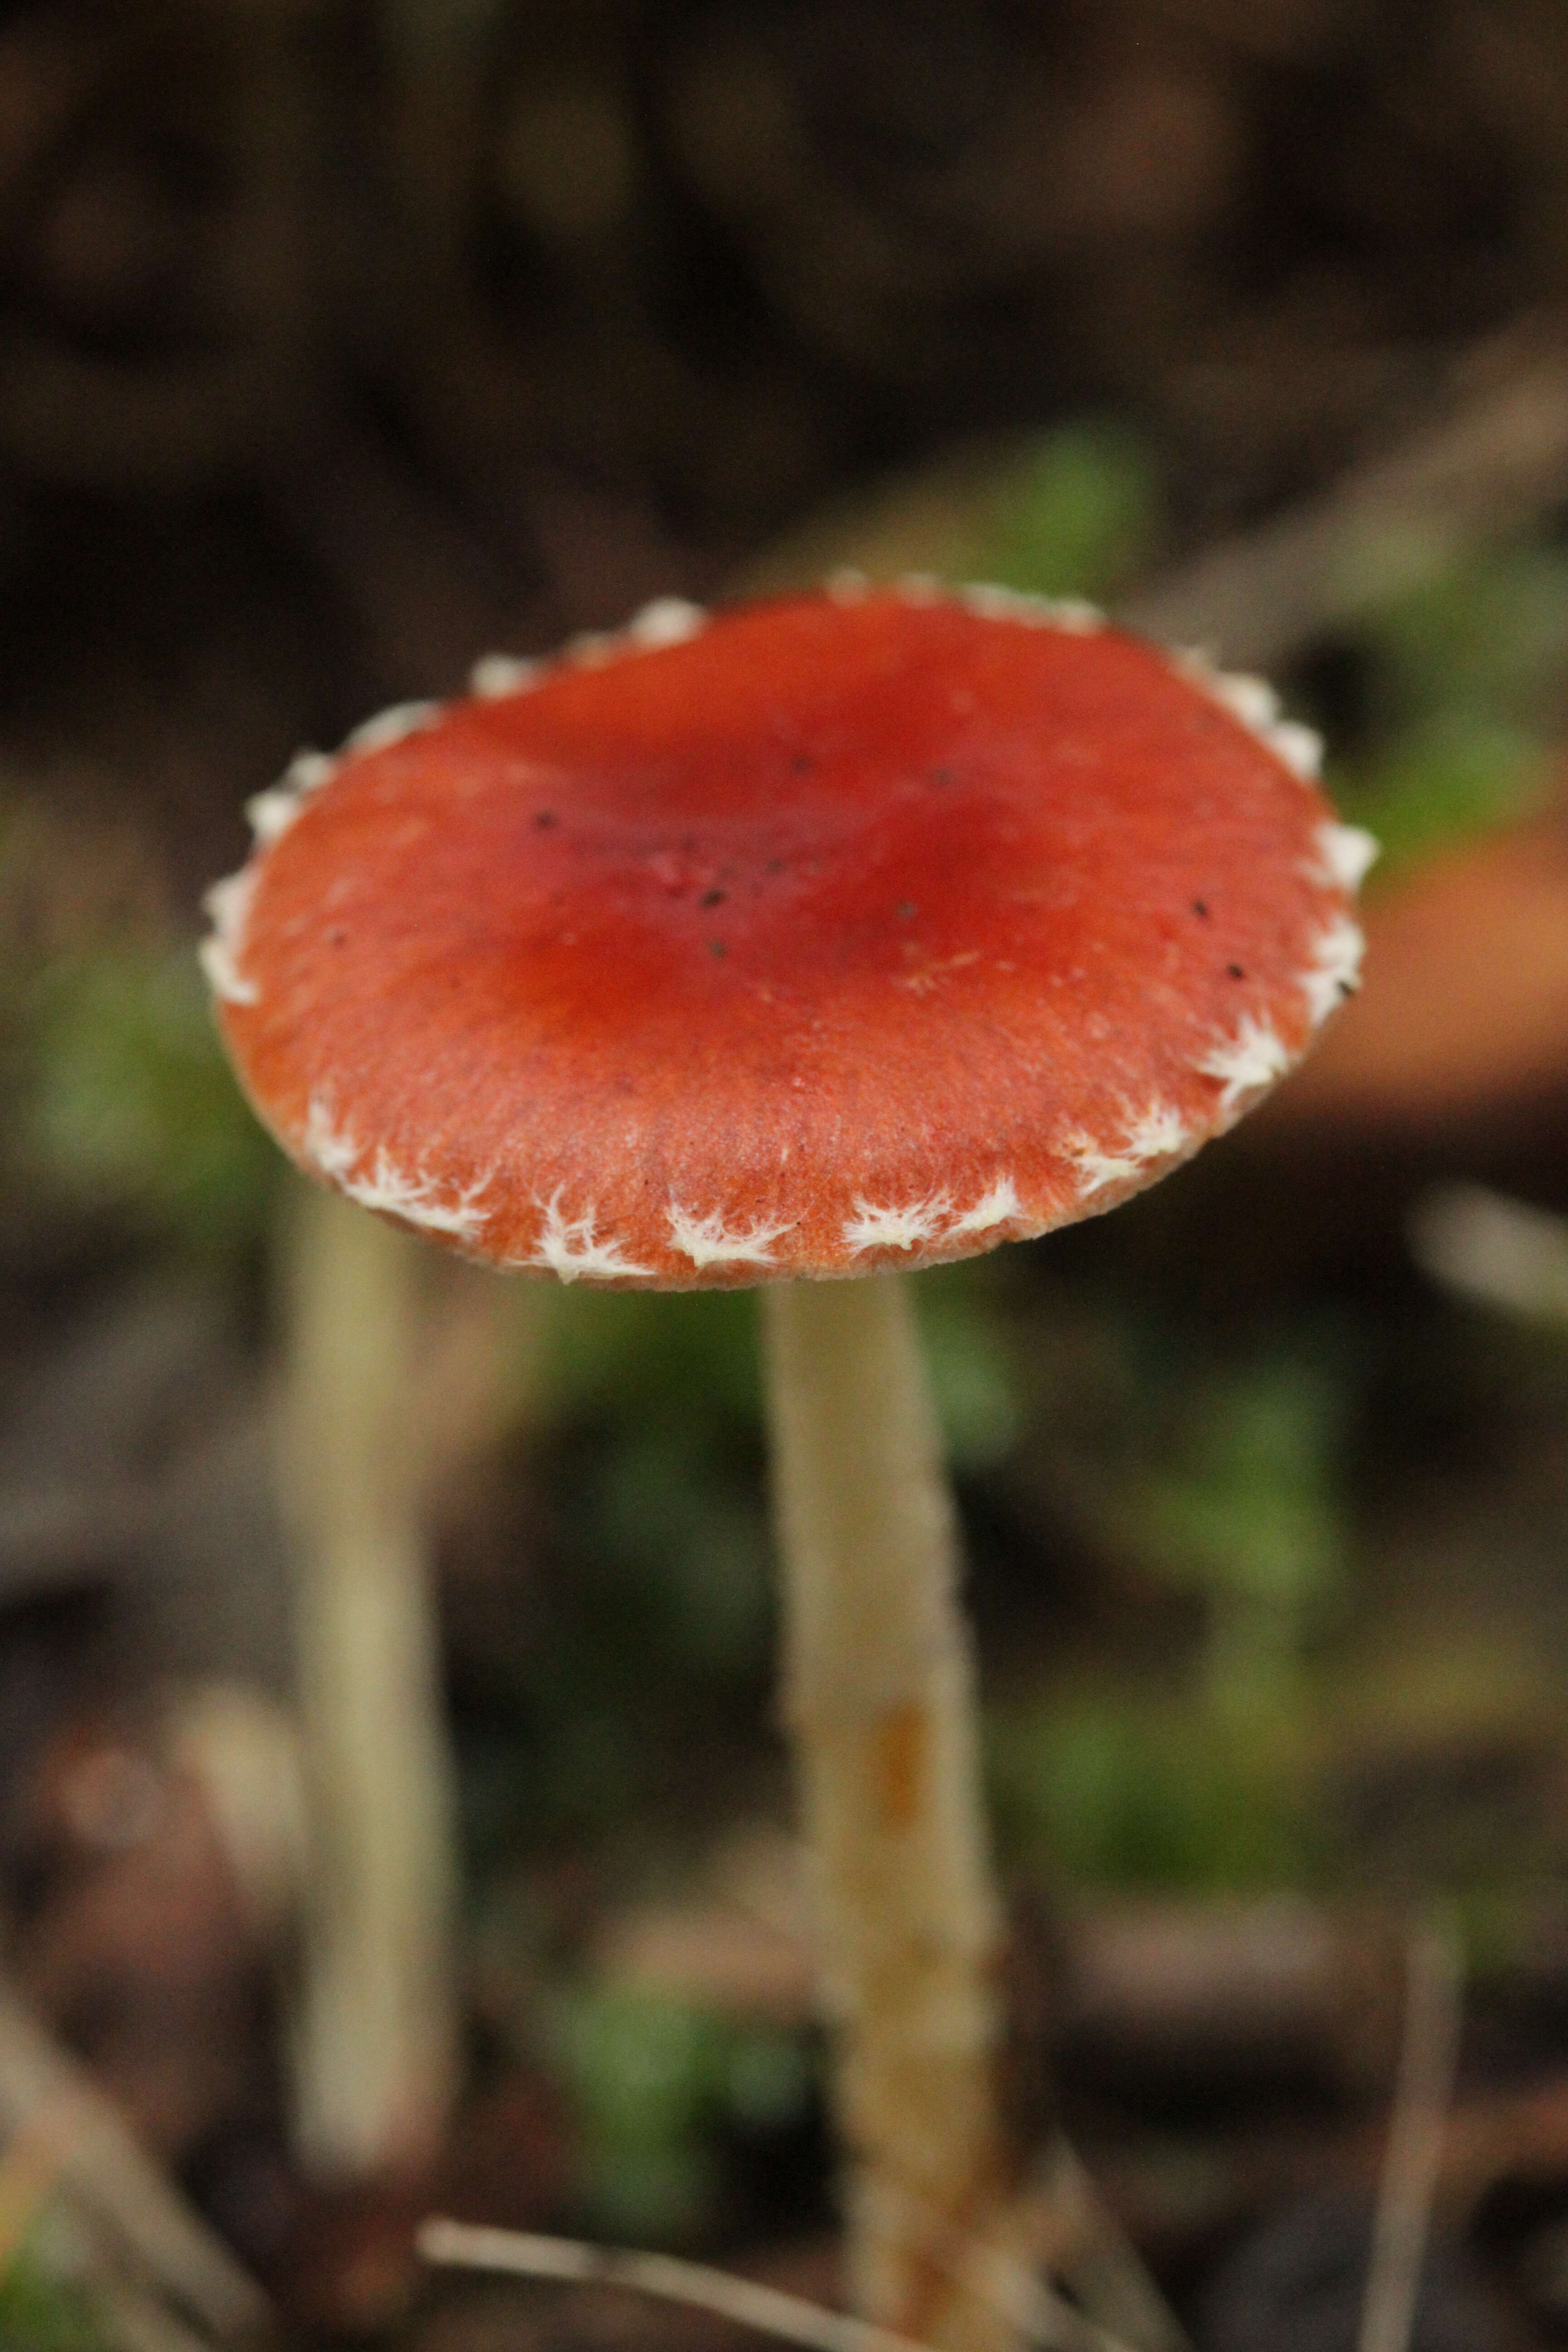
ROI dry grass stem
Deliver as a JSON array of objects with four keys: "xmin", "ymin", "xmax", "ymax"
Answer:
[
  {"xmin": 1124, "ymin": 325, "xmax": 1568, "ymax": 668},
  {"xmin": 96, "ymin": 2270, "xmax": 225, "ymax": 2352},
  {"xmin": 1357, "ymin": 1913, "xmax": 1465, "ymax": 2352},
  {"xmin": 0, "ymin": 1977, "xmax": 269, "ymax": 2338},
  {"xmin": 1015, "ymin": 2141, "xmax": 1190, "ymax": 2352},
  {"xmin": 417, "ymin": 2219, "xmax": 1146, "ymax": 2352}
]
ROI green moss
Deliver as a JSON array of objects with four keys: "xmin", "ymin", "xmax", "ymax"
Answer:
[
  {"xmin": 14, "ymin": 945, "xmax": 278, "ymax": 1251},
  {"xmin": 0, "ymin": 2248, "xmax": 107, "ymax": 2352},
  {"xmin": 1311, "ymin": 542, "xmax": 1568, "ymax": 880},
  {"xmin": 1330, "ymin": 720, "xmax": 1550, "ymax": 882},
  {"xmin": 989, "ymin": 1685, "xmax": 1319, "ymax": 1896},
  {"xmin": 980, "ymin": 421, "xmax": 1162, "ymax": 604},
  {"xmin": 547, "ymin": 1988, "xmax": 813, "ymax": 2242}
]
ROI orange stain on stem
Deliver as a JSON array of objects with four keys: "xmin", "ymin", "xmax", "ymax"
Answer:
[{"xmin": 872, "ymin": 1701, "xmax": 928, "ymax": 1833}]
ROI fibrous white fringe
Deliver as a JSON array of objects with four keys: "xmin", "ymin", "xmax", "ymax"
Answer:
[
  {"xmin": 345, "ymin": 701, "xmax": 440, "ymax": 757},
  {"xmin": 945, "ymin": 1176, "xmax": 1023, "ymax": 1238},
  {"xmin": 956, "ymin": 580, "xmax": 1103, "ymax": 632},
  {"xmin": 843, "ymin": 1177, "xmax": 1030, "ymax": 1256},
  {"xmin": 243, "ymin": 749, "xmax": 336, "ymax": 848},
  {"xmin": 842, "ymin": 1196, "xmax": 953, "ymax": 1254},
  {"xmin": 1308, "ymin": 821, "xmax": 1380, "ymax": 893},
  {"xmin": 302, "ymin": 1098, "xmax": 492, "ymax": 1243},
  {"xmin": 1064, "ymin": 1101, "xmax": 1187, "ymax": 1196},
  {"xmin": 469, "ymin": 653, "xmax": 540, "ymax": 699},
  {"xmin": 626, "ymin": 597, "xmax": 706, "ymax": 649},
  {"xmin": 522, "ymin": 1192, "xmax": 653, "ymax": 1284},
  {"xmin": 667, "ymin": 1204, "xmax": 793, "ymax": 1269},
  {"xmin": 199, "ymin": 871, "xmax": 260, "ymax": 1005},
  {"xmin": 1269, "ymin": 718, "xmax": 1324, "ymax": 780},
  {"xmin": 1198, "ymin": 1015, "xmax": 1294, "ymax": 1112},
  {"xmin": 1299, "ymin": 914, "xmax": 1366, "ymax": 1027},
  {"xmin": 1178, "ymin": 647, "xmax": 1323, "ymax": 779}
]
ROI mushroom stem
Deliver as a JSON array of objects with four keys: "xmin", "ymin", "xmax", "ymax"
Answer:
[
  {"xmin": 761, "ymin": 1272, "xmax": 1014, "ymax": 2352},
  {"xmin": 277, "ymin": 1181, "xmax": 462, "ymax": 2183}
]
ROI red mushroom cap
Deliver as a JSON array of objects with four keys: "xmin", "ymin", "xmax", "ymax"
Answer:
[{"xmin": 203, "ymin": 585, "xmax": 1372, "ymax": 1288}]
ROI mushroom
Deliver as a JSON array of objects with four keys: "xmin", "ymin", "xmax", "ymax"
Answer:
[{"xmin": 202, "ymin": 583, "xmax": 1372, "ymax": 2348}]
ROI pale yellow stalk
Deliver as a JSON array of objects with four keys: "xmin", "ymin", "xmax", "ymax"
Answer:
[{"xmin": 761, "ymin": 1272, "xmax": 1013, "ymax": 2352}]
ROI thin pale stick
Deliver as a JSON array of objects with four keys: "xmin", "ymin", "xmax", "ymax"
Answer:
[
  {"xmin": 418, "ymin": 2219, "xmax": 1140, "ymax": 2352},
  {"xmin": 1017, "ymin": 2141, "xmax": 1190, "ymax": 2352},
  {"xmin": 96, "ymin": 2271, "xmax": 220, "ymax": 2352},
  {"xmin": 0, "ymin": 1980, "xmax": 267, "ymax": 2337},
  {"xmin": 420, "ymin": 2219, "xmax": 942, "ymax": 2352},
  {"xmin": 1357, "ymin": 1912, "xmax": 1464, "ymax": 2352},
  {"xmin": 1409, "ymin": 1183, "xmax": 1568, "ymax": 1328},
  {"xmin": 1123, "ymin": 326, "xmax": 1568, "ymax": 670},
  {"xmin": 0, "ymin": 2103, "xmax": 68, "ymax": 2276},
  {"xmin": 953, "ymin": 2232, "xmax": 1160, "ymax": 2352}
]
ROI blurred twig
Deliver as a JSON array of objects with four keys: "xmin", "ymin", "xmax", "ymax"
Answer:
[
  {"xmin": 1357, "ymin": 1914, "xmax": 1464, "ymax": 2352},
  {"xmin": 417, "ymin": 2218, "xmax": 1145, "ymax": 2352},
  {"xmin": 0, "ymin": 1975, "xmax": 269, "ymax": 2339},
  {"xmin": 1410, "ymin": 1184, "xmax": 1568, "ymax": 1326},
  {"xmin": 419, "ymin": 2219, "xmax": 964, "ymax": 2352},
  {"xmin": 0, "ymin": 2102, "xmax": 66, "ymax": 2272},
  {"xmin": 1017, "ymin": 2142, "xmax": 1189, "ymax": 2352},
  {"xmin": 1123, "ymin": 322, "xmax": 1568, "ymax": 666},
  {"xmin": 95, "ymin": 2268, "xmax": 221, "ymax": 2352}
]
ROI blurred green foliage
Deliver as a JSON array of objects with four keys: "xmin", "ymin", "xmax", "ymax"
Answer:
[
  {"xmin": 916, "ymin": 1264, "xmax": 1025, "ymax": 1473},
  {"xmin": 980, "ymin": 422, "xmax": 1162, "ymax": 604},
  {"xmin": 539, "ymin": 1286, "xmax": 761, "ymax": 1436},
  {"xmin": 1336, "ymin": 717, "xmax": 1547, "ymax": 879},
  {"xmin": 989, "ymin": 1686, "xmax": 1317, "ymax": 1896},
  {"xmin": 533, "ymin": 1260, "xmax": 1021, "ymax": 1482},
  {"xmin": 0, "ymin": 2244, "xmax": 106, "ymax": 2352},
  {"xmin": 1123, "ymin": 1349, "xmax": 1351, "ymax": 1709},
  {"xmin": 743, "ymin": 415, "xmax": 1162, "ymax": 607},
  {"xmin": 7, "ymin": 942, "xmax": 278, "ymax": 1253},
  {"xmin": 1321, "ymin": 544, "xmax": 1568, "ymax": 878},
  {"xmin": 988, "ymin": 1318, "xmax": 1354, "ymax": 1897},
  {"xmin": 548, "ymin": 1988, "xmax": 813, "ymax": 2242},
  {"xmin": 1370, "ymin": 545, "xmax": 1568, "ymax": 738},
  {"xmin": 456, "ymin": 1285, "xmax": 775, "ymax": 1853}
]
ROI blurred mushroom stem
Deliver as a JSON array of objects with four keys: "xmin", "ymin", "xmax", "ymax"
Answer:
[
  {"xmin": 276, "ymin": 1180, "xmax": 462, "ymax": 2184},
  {"xmin": 762, "ymin": 1272, "xmax": 1013, "ymax": 2352}
]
